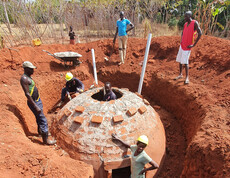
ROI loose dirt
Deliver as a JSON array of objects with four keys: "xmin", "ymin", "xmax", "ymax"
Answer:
[{"xmin": 0, "ymin": 35, "xmax": 229, "ymax": 177}]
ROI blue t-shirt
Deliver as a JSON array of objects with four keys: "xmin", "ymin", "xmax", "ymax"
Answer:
[{"xmin": 117, "ymin": 19, "xmax": 131, "ymax": 36}]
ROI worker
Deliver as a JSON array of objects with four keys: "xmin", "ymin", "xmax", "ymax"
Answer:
[
  {"xmin": 113, "ymin": 11, "xmax": 134, "ymax": 66},
  {"xmin": 175, "ymin": 11, "xmax": 202, "ymax": 84},
  {"xmin": 58, "ymin": 72, "xmax": 84, "ymax": 106},
  {"xmin": 112, "ymin": 134, "xmax": 159, "ymax": 178},
  {"xmin": 20, "ymin": 61, "xmax": 56, "ymax": 145},
  {"xmin": 69, "ymin": 26, "xmax": 75, "ymax": 45},
  {"xmin": 103, "ymin": 82, "xmax": 117, "ymax": 101}
]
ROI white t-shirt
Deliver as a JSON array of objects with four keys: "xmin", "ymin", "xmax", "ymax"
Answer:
[{"xmin": 130, "ymin": 145, "xmax": 152, "ymax": 178}]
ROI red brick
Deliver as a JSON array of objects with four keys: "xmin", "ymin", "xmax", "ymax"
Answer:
[
  {"xmin": 75, "ymin": 106, "xmax": 85, "ymax": 113},
  {"xmin": 135, "ymin": 92, "xmax": 143, "ymax": 98},
  {"xmin": 71, "ymin": 93, "xmax": 79, "ymax": 98},
  {"xmin": 119, "ymin": 127, "xmax": 127, "ymax": 135},
  {"xmin": 143, "ymin": 99, "xmax": 150, "ymax": 106},
  {"xmin": 126, "ymin": 107, "xmax": 137, "ymax": 116},
  {"xmin": 109, "ymin": 100, "xmax": 115, "ymax": 104},
  {"xmin": 113, "ymin": 115, "xmax": 124, "ymax": 123},
  {"xmin": 91, "ymin": 116, "xmax": 103, "ymax": 124},
  {"xmin": 153, "ymin": 105, "xmax": 161, "ymax": 110},
  {"xmin": 89, "ymin": 111, "xmax": 96, "ymax": 114},
  {"xmin": 73, "ymin": 116, "xmax": 84, "ymax": 124},
  {"xmin": 64, "ymin": 108, "xmax": 72, "ymax": 116},
  {"xmin": 138, "ymin": 106, "xmax": 147, "ymax": 114}
]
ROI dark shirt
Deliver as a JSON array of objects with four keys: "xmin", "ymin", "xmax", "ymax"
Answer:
[
  {"xmin": 66, "ymin": 77, "xmax": 84, "ymax": 92},
  {"xmin": 103, "ymin": 90, "xmax": 117, "ymax": 101},
  {"xmin": 69, "ymin": 31, "xmax": 75, "ymax": 40}
]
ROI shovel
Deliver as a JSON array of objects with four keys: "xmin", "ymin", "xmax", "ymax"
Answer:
[{"xmin": 108, "ymin": 43, "xmax": 115, "ymax": 60}]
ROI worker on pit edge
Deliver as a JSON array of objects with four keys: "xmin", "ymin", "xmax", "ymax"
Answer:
[
  {"xmin": 113, "ymin": 11, "xmax": 134, "ymax": 66},
  {"xmin": 58, "ymin": 72, "xmax": 84, "ymax": 106},
  {"xmin": 103, "ymin": 82, "xmax": 117, "ymax": 101},
  {"xmin": 20, "ymin": 61, "xmax": 56, "ymax": 145},
  {"xmin": 112, "ymin": 134, "xmax": 159, "ymax": 178}
]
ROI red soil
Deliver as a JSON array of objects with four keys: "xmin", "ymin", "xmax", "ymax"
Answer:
[{"xmin": 0, "ymin": 35, "xmax": 229, "ymax": 177}]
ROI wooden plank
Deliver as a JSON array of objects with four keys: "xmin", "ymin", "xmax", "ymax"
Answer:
[{"xmin": 104, "ymin": 158, "xmax": 131, "ymax": 171}]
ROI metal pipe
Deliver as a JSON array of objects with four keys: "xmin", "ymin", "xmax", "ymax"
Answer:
[
  {"xmin": 91, "ymin": 49, "xmax": 98, "ymax": 85},
  {"xmin": 138, "ymin": 33, "xmax": 152, "ymax": 94}
]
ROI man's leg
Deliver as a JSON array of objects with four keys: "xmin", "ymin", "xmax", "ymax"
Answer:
[
  {"xmin": 123, "ymin": 35, "xmax": 128, "ymax": 62},
  {"xmin": 118, "ymin": 36, "xmax": 123, "ymax": 65},
  {"xmin": 35, "ymin": 99, "xmax": 56, "ymax": 145},
  {"xmin": 185, "ymin": 64, "xmax": 189, "ymax": 84},
  {"xmin": 61, "ymin": 87, "xmax": 68, "ymax": 101}
]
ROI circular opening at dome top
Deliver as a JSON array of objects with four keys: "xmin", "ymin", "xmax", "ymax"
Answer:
[{"xmin": 91, "ymin": 89, "xmax": 123, "ymax": 101}]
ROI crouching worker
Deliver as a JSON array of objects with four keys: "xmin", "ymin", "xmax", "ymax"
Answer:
[
  {"xmin": 58, "ymin": 72, "xmax": 84, "ymax": 105},
  {"xmin": 112, "ymin": 134, "xmax": 159, "ymax": 178},
  {"xmin": 103, "ymin": 82, "xmax": 117, "ymax": 101},
  {"xmin": 20, "ymin": 61, "xmax": 56, "ymax": 145}
]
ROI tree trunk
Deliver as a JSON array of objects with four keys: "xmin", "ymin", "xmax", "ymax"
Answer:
[{"xmin": 2, "ymin": 1, "xmax": 12, "ymax": 34}]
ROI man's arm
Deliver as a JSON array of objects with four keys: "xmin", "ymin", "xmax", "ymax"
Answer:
[
  {"xmin": 20, "ymin": 76, "xmax": 41, "ymax": 115},
  {"xmin": 112, "ymin": 133, "xmax": 131, "ymax": 148},
  {"xmin": 188, "ymin": 21, "xmax": 202, "ymax": 48},
  {"xmin": 126, "ymin": 23, "xmax": 134, "ymax": 33},
  {"xmin": 113, "ymin": 27, "xmax": 118, "ymax": 44},
  {"xmin": 139, "ymin": 160, "xmax": 159, "ymax": 175}
]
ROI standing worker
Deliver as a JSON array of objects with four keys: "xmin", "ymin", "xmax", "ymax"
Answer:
[
  {"xmin": 113, "ymin": 11, "xmax": 134, "ymax": 66},
  {"xmin": 57, "ymin": 72, "xmax": 84, "ymax": 106},
  {"xmin": 69, "ymin": 26, "xmax": 75, "ymax": 45},
  {"xmin": 175, "ymin": 11, "xmax": 202, "ymax": 84},
  {"xmin": 112, "ymin": 134, "xmax": 159, "ymax": 177},
  {"xmin": 20, "ymin": 61, "xmax": 56, "ymax": 145}
]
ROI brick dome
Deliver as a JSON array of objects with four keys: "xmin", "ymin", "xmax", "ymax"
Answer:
[{"xmin": 53, "ymin": 88, "xmax": 166, "ymax": 178}]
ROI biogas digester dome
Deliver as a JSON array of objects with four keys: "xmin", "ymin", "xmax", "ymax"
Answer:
[{"xmin": 53, "ymin": 88, "xmax": 166, "ymax": 178}]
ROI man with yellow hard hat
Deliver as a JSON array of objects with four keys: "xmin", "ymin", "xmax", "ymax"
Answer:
[
  {"xmin": 112, "ymin": 134, "xmax": 159, "ymax": 177},
  {"xmin": 58, "ymin": 72, "xmax": 84, "ymax": 105},
  {"xmin": 20, "ymin": 61, "xmax": 56, "ymax": 145}
]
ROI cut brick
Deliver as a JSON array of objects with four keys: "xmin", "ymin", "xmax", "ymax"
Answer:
[
  {"xmin": 113, "ymin": 115, "xmax": 124, "ymax": 123},
  {"xmin": 143, "ymin": 99, "xmax": 150, "ymax": 106},
  {"xmin": 135, "ymin": 92, "xmax": 143, "ymax": 98},
  {"xmin": 153, "ymin": 105, "xmax": 161, "ymax": 110},
  {"xmin": 72, "ymin": 93, "xmax": 79, "ymax": 98},
  {"xmin": 91, "ymin": 115, "xmax": 103, "ymax": 124},
  {"xmin": 109, "ymin": 100, "xmax": 115, "ymax": 104},
  {"xmin": 73, "ymin": 116, "xmax": 84, "ymax": 124},
  {"xmin": 138, "ymin": 106, "xmax": 147, "ymax": 114},
  {"xmin": 64, "ymin": 108, "xmax": 72, "ymax": 116},
  {"xmin": 75, "ymin": 106, "xmax": 85, "ymax": 113},
  {"xmin": 126, "ymin": 107, "xmax": 137, "ymax": 117}
]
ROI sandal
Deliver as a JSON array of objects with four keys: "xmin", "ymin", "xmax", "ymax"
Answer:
[{"xmin": 174, "ymin": 75, "xmax": 183, "ymax": 80}]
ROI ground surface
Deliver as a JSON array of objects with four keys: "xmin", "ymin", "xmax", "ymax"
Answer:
[{"xmin": 0, "ymin": 35, "xmax": 229, "ymax": 177}]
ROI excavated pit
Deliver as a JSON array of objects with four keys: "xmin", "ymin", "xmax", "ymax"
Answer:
[
  {"xmin": 52, "ymin": 88, "xmax": 166, "ymax": 178},
  {"xmin": 0, "ymin": 36, "xmax": 229, "ymax": 177}
]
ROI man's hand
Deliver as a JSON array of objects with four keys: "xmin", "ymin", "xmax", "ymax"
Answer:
[
  {"xmin": 139, "ymin": 170, "xmax": 145, "ymax": 175},
  {"xmin": 187, "ymin": 44, "xmax": 195, "ymax": 48}
]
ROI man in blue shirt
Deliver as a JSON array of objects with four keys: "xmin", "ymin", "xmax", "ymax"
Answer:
[{"xmin": 113, "ymin": 11, "xmax": 134, "ymax": 66}]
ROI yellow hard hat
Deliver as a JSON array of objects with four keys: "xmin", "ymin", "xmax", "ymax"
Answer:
[
  {"xmin": 137, "ymin": 135, "xmax": 149, "ymax": 145},
  {"xmin": 65, "ymin": 72, "xmax": 73, "ymax": 81}
]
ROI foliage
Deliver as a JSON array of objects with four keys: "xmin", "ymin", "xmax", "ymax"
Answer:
[{"xmin": 168, "ymin": 17, "xmax": 178, "ymax": 29}]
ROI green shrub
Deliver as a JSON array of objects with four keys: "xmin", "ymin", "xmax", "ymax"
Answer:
[
  {"xmin": 177, "ymin": 16, "xmax": 185, "ymax": 30},
  {"xmin": 168, "ymin": 17, "xmax": 178, "ymax": 29}
]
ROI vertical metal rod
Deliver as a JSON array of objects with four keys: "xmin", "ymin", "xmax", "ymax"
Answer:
[
  {"xmin": 91, "ymin": 49, "xmax": 98, "ymax": 85},
  {"xmin": 138, "ymin": 33, "xmax": 152, "ymax": 94}
]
